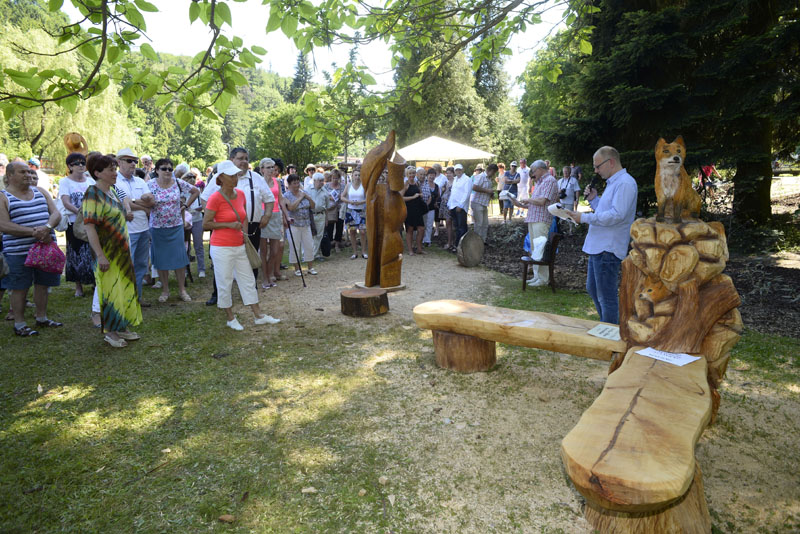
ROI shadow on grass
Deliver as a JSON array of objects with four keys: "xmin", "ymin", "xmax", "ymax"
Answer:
[{"xmin": 0, "ymin": 277, "xmax": 428, "ymax": 533}]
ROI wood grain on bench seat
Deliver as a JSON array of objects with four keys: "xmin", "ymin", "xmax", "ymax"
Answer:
[
  {"xmin": 561, "ymin": 347, "xmax": 711, "ymax": 512},
  {"xmin": 413, "ymin": 299, "xmax": 626, "ymax": 361}
]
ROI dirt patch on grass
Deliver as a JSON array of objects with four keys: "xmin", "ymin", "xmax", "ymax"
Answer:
[{"xmin": 229, "ymin": 246, "xmax": 799, "ymax": 533}]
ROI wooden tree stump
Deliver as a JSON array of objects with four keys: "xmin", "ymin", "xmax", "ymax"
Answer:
[
  {"xmin": 583, "ymin": 465, "xmax": 711, "ymax": 534},
  {"xmin": 340, "ymin": 288, "xmax": 389, "ymax": 317},
  {"xmin": 457, "ymin": 230, "xmax": 484, "ymax": 267},
  {"xmin": 432, "ymin": 330, "xmax": 496, "ymax": 372}
]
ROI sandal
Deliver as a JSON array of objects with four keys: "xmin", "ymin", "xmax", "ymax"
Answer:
[
  {"xmin": 158, "ymin": 294, "xmax": 169, "ymax": 303},
  {"xmin": 13, "ymin": 325, "xmax": 38, "ymax": 337},
  {"xmin": 35, "ymin": 319, "xmax": 63, "ymax": 328},
  {"xmin": 5, "ymin": 312, "xmax": 14, "ymax": 321},
  {"xmin": 277, "ymin": 274, "xmax": 288, "ymax": 281},
  {"xmin": 179, "ymin": 292, "xmax": 192, "ymax": 302},
  {"xmin": 117, "ymin": 331, "xmax": 140, "ymax": 341},
  {"xmin": 104, "ymin": 335, "xmax": 127, "ymax": 348}
]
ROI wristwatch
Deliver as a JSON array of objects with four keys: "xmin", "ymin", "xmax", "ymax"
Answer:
[{"xmin": 45, "ymin": 223, "xmax": 53, "ymax": 230}]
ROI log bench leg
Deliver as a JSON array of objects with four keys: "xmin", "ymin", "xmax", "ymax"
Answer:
[
  {"xmin": 583, "ymin": 464, "xmax": 711, "ymax": 534},
  {"xmin": 432, "ymin": 330, "xmax": 496, "ymax": 372}
]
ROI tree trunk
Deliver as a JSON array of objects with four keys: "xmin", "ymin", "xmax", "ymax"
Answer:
[{"xmin": 733, "ymin": 120, "xmax": 773, "ymax": 224}]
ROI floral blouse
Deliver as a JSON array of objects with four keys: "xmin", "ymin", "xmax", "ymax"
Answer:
[
  {"xmin": 283, "ymin": 190, "xmax": 311, "ymax": 227},
  {"xmin": 147, "ymin": 178, "xmax": 192, "ymax": 228}
]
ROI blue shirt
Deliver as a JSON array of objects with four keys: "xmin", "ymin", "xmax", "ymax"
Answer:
[{"xmin": 581, "ymin": 168, "xmax": 638, "ymax": 260}]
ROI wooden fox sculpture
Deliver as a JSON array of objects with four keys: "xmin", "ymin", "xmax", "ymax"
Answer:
[{"xmin": 655, "ymin": 136, "xmax": 702, "ymax": 222}]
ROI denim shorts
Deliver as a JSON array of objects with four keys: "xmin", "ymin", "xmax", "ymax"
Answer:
[{"xmin": 1, "ymin": 252, "xmax": 62, "ymax": 290}]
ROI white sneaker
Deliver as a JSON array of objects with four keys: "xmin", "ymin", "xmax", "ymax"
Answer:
[
  {"xmin": 226, "ymin": 317, "xmax": 244, "ymax": 331},
  {"xmin": 198, "ymin": 270, "xmax": 206, "ymax": 278},
  {"xmin": 254, "ymin": 314, "xmax": 281, "ymax": 325},
  {"xmin": 152, "ymin": 281, "xmax": 162, "ymax": 289},
  {"xmin": 529, "ymin": 279, "xmax": 548, "ymax": 287},
  {"xmin": 526, "ymin": 277, "xmax": 540, "ymax": 285}
]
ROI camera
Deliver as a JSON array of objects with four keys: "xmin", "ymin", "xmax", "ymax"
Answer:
[{"xmin": 559, "ymin": 188, "xmax": 567, "ymax": 200}]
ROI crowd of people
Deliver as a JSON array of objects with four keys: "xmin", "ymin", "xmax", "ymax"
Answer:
[{"xmin": 0, "ymin": 143, "xmax": 637, "ymax": 346}]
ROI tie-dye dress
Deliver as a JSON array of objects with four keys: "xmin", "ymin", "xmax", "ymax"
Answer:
[{"xmin": 82, "ymin": 185, "xmax": 142, "ymax": 332}]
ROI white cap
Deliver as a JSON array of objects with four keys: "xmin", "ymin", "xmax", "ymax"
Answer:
[
  {"xmin": 454, "ymin": 163, "xmax": 463, "ymax": 170},
  {"xmin": 116, "ymin": 147, "xmax": 138, "ymax": 159},
  {"xmin": 312, "ymin": 172, "xmax": 325, "ymax": 181},
  {"xmin": 213, "ymin": 160, "xmax": 242, "ymax": 184},
  {"xmin": 510, "ymin": 161, "xmax": 518, "ymax": 167}
]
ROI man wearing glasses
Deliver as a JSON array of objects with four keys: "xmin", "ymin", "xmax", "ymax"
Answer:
[
  {"xmin": 115, "ymin": 148, "xmax": 155, "ymax": 302},
  {"xmin": 565, "ymin": 146, "xmax": 637, "ymax": 324}
]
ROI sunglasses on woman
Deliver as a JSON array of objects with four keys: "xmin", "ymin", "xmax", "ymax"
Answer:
[{"xmin": 159, "ymin": 167, "xmax": 173, "ymax": 172}]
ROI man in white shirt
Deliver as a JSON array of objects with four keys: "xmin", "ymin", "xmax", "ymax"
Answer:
[
  {"xmin": 115, "ymin": 148, "xmax": 155, "ymax": 300},
  {"xmin": 446, "ymin": 163, "xmax": 472, "ymax": 250},
  {"xmin": 200, "ymin": 148, "xmax": 274, "ymax": 305}
]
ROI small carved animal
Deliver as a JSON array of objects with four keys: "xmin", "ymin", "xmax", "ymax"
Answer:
[
  {"xmin": 639, "ymin": 275, "xmax": 672, "ymax": 304},
  {"xmin": 655, "ymin": 136, "xmax": 702, "ymax": 222}
]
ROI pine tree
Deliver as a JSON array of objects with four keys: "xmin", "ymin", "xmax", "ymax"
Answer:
[{"xmin": 289, "ymin": 52, "xmax": 312, "ymax": 104}]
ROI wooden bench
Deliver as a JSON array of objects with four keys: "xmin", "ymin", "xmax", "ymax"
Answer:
[
  {"xmin": 412, "ymin": 299, "xmax": 626, "ymax": 372},
  {"xmin": 561, "ymin": 347, "xmax": 712, "ymax": 532},
  {"xmin": 413, "ymin": 300, "xmax": 715, "ymax": 531}
]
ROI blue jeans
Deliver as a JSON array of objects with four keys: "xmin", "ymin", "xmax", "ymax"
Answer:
[
  {"xmin": 129, "ymin": 229, "xmax": 151, "ymax": 298},
  {"xmin": 586, "ymin": 251, "xmax": 622, "ymax": 324},
  {"xmin": 450, "ymin": 207, "xmax": 468, "ymax": 246}
]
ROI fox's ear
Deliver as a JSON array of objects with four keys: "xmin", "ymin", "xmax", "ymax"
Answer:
[
  {"xmin": 674, "ymin": 135, "xmax": 685, "ymax": 148},
  {"xmin": 655, "ymin": 138, "xmax": 666, "ymax": 150}
]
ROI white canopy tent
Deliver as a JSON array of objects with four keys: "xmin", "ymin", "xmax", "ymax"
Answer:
[{"xmin": 396, "ymin": 136, "xmax": 495, "ymax": 163}]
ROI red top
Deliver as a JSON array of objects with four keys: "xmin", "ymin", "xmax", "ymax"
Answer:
[{"xmin": 207, "ymin": 190, "xmax": 246, "ymax": 247}]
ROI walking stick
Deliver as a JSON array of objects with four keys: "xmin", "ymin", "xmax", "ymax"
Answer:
[{"xmin": 283, "ymin": 210, "xmax": 307, "ymax": 288}]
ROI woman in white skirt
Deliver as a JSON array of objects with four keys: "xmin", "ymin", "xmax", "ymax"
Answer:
[{"xmin": 202, "ymin": 161, "xmax": 280, "ymax": 330}]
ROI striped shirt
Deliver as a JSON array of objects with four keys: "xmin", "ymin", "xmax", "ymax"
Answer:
[
  {"xmin": 525, "ymin": 175, "xmax": 558, "ymax": 224},
  {"xmin": 2, "ymin": 188, "xmax": 54, "ymax": 255},
  {"xmin": 470, "ymin": 172, "xmax": 492, "ymax": 207}
]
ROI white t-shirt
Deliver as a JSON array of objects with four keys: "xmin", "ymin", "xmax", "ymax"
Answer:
[
  {"xmin": 58, "ymin": 176, "xmax": 96, "ymax": 223},
  {"xmin": 201, "ymin": 170, "xmax": 274, "ymax": 222},
  {"xmin": 434, "ymin": 173, "xmax": 447, "ymax": 189}
]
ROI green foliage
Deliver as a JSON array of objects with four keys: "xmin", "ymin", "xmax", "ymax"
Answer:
[
  {"xmin": 251, "ymin": 102, "xmax": 340, "ymax": 167},
  {"xmin": 393, "ymin": 43, "xmax": 490, "ymax": 150},
  {"xmin": 0, "ymin": 0, "xmax": 584, "ymax": 143},
  {"xmin": 288, "ymin": 52, "xmax": 312, "ymax": 104},
  {"xmin": 519, "ymin": 0, "xmax": 800, "ymax": 223}
]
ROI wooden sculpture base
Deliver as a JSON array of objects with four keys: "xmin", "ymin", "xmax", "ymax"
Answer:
[
  {"xmin": 432, "ymin": 330, "xmax": 496, "ymax": 372},
  {"xmin": 583, "ymin": 465, "xmax": 711, "ymax": 534},
  {"xmin": 355, "ymin": 282, "xmax": 406, "ymax": 293},
  {"xmin": 340, "ymin": 288, "xmax": 389, "ymax": 317}
]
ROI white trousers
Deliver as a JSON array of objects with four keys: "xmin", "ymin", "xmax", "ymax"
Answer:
[
  {"xmin": 422, "ymin": 210, "xmax": 435, "ymax": 243},
  {"xmin": 312, "ymin": 213, "xmax": 326, "ymax": 258},
  {"xmin": 528, "ymin": 221, "xmax": 550, "ymax": 283},
  {"xmin": 287, "ymin": 224, "xmax": 314, "ymax": 264},
  {"xmin": 210, "ymin": 244, "xmax": 259, "ymax": 309}
]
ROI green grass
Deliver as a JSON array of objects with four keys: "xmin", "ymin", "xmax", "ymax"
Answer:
[{"xmin": 1, "ymin": 258, "xmax": 798, "ymax": 533}]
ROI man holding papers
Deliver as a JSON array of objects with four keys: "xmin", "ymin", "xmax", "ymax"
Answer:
[{"xmin": 565, "ymin": 146, "xmax": 637, "ymax": 324}]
